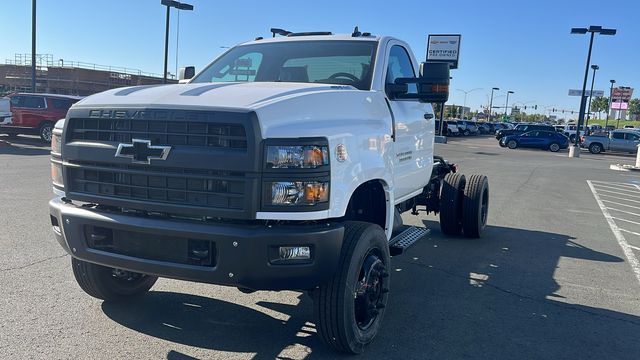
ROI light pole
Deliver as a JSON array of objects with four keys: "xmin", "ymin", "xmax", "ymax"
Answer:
[
  {"xmin": 570, "ymin": 25, "xmax": 616, "ymax": 156},
  {"xmin": 585, "ymin": 64, "xmax": 599, "ymax": 128},
  {"xmin": 488, "ymin": 87, "xmax": 499, "ymax": 122},
  {"xmin": 161, "ymin": 0, "xmax": 193, "ymax": 84},
  {"xmin": 456, "ymin": 88, "xmax": 482, "ymax": 120},
  {"xmin": 31, "ymin": 0, "xmax": 36, "ymax": 92},
  {"xmin": 504, "ymin": 91, "xmax": 514, "ymax": 121},
  {"xmin": 606, "ymin": 79, "xmax": 615, "ymax": 129}
]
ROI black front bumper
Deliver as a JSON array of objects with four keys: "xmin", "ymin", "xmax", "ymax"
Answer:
[{"xmin": 49, "ymin": 197, "xmax": 344, "ymax": 290}]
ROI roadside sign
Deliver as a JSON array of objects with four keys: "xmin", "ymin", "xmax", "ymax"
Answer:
[
  {"xmin": 427, "ymin": 34, "xmax": 461, "ymax": 69},
  {"xmin": 568, "ymin": 89, "xmax": 605, "ymax": 97},
  {"xmin": 611, "ymin": 102, "xmax": 629, "ymax": 110},
  {"xmin": 611, "ymin": 87, "xmax": 634, "ymax": 102}
]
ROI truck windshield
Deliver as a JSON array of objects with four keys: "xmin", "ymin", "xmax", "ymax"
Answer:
[{"xmin": 191, "ymin": 40, "xmax": 377, "ymax": 90}]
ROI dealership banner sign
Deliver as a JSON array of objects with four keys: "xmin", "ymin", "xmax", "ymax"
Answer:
[
  {"xmin": 427, "ymin": 34, "xmax": 461, "ymax": 69},
  {"xmin": 611, "ymin": 87, "xmax": 634, "ymax": 102},
  {"xmin": 568, "ymin": 89, "xmax": 604, "ymax": 97}
]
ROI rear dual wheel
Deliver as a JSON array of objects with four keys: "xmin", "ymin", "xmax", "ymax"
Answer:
[{"xmin": 439, "ymin": 173, "xmax": 489, "ymax": 238}]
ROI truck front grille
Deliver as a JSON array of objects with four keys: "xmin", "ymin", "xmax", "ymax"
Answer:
[
  {"xmin": 68, "ymin": 118, "xmax": 247, "ymax": 149},
  {"xmin": 67, "ymin": 161, "xmax": 245, "ymax": 210}
]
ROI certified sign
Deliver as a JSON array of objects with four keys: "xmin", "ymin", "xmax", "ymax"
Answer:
[
  {"xmin": 427, "ymin": 34, "xmax": 461, "ymax": 69},
  {"xmin": 611, "ymin": 87, "xmax": 634, "ymax": 102}
]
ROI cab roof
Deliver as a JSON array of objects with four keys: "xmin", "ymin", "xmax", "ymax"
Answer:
[{"xmin": 240, "ymin": 33, "xmax": 384, "ymax": 46}]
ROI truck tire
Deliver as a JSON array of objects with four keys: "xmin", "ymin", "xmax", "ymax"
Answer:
[
  {"xmin": 71, "ymin": 258, "xmax": 157, "ymax": 301},
  {"xmin": 589, "ymin": 143, "xmax": 603, "ymax": 154},
  {"xmin": 439, "ymin": 173, "xmax": 466, "ymax": 235},
  {"xmin": 462, "ymin": 175, "xmax": 489, "ymax": 238},
  {"xmin": 39, "ymin": 122, "xmax": 53, "ymax": 143},
  {"xmin": 314, "ymin": 221, "xmax": 390, "ymax": 354}
]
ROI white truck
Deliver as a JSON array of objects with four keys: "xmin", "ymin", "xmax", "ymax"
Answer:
[{"xmin": 49, "ymin": 29, "xmax": 489, "ymax": 354}]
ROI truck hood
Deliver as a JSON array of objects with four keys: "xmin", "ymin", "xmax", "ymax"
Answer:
[{"xmin": 72, "ymin": 82, "xmax": 358, "ymax": 111}]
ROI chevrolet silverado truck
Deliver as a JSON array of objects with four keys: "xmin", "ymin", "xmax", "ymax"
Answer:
[
  {"xmin": 49, "ymin": 29, "xmax": 489, "ymax": 354},
  {"xmin": 582, "ymin": 129, "xmax": 640, "ymax": 154}
]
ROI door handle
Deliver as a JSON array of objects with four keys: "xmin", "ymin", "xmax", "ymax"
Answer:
[{"xmin": 424, "ymin": 113, "xmax": 434, "ymax": 120}]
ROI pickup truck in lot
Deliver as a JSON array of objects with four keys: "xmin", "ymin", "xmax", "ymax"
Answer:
[
  {"xmin": 582, "ymin": 129, "xmax": 640, "ymax": 154},
  {"xmin": 49, "ymin": 30, "xmax": 489, "ymax": 354}
]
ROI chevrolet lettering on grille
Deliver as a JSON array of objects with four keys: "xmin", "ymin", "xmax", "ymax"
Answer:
[{"xmin": 115, "ymin": 139, "xmax": 171, "ymax": 164}]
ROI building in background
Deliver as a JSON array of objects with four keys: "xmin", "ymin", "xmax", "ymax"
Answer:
[{"xmin": 0, "ymin": 54, "xmax": 175, "ymax": 96}]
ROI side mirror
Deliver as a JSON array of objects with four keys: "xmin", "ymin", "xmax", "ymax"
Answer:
[
  {"xmin": 390, "ymin": 62, "xmax": 450, "ymax": 103},
  {"xmin": 179, "ymin": 66, "xmax": 196, "ymax": 81}
]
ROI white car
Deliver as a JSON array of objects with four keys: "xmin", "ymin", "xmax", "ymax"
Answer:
[{"xmin": 0, "ymin": 97, "xmax": 12, "ymax": 125}]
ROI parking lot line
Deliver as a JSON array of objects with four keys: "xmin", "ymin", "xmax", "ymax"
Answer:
[
  {"xmin": 612, "ymin": 217, "xmax": 640, "ymax": 226},
  {"xmin": 598, "ymin": 193, "xmax": 640, "ymax": 204},
  {"xmin": 601, "ymin": 199, "xmax": 640, "ymax": 209},
  {"xmin": 591, "ymin": 180, "xmax": 639, "ymax": 189},
  {"xmin": 591, "ymin": 186, "xmax": 640, "ymax": 197},
  {"xmin": 587, "ymin": 180, "xmax": 640, "ymax": 285},
  {"xmin": 607, "ymin": 207, "xmax": 640, "ymax": 218},
  {"xmin": 620, "ymin": 229, "xmax": 640, "ymax": 238}
]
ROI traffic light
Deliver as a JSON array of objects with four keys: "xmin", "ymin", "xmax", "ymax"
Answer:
[
  {"xmin": 562, "ymin": 110, "xmax": 565, "ymax": 113},
  {"xmin": 552, "ymin": 108, "xmax": 556, "ymax": 112},
  {"xmin": 534, "ymin": 105, "xmax": 538, "ymax": 110},
  {"xmin": 524, "ymin": 106, "xmax": 527, "ymax": 110}
]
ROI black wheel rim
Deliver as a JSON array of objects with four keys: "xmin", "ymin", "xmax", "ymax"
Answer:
[
  {"xmin": 354, "ymin": 250, "xmax": 387, "ymax": 331},
  {"xmin": 41, "ymin": 126, "xmax": 52, "ymax": 142}
]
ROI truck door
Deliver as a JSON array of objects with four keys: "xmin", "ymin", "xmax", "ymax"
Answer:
[
  {"xmin": 609, "ymin": 131, "xmax": 626, "ymax": 151},
  {"xmin": 384, "ymin": 43, "xmax": 433, "ymax": 200},
  {"xmin": 624, "ymin": 132, "xmax": 640, "ymax": 152}
]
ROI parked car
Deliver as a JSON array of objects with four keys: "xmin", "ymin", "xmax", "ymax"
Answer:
[
  {"xmin": 0, "ymin": 97, "xmax": 11, "ymax": 125},
  {"xmin": 0, "ymin": 93, "xmax": 82, "ymax": 142},
  {"xmin": 457, "ymin": 120, "xmax": 478, "ymax": 136},
  {"xmin": 605, "ymin": 125, "xmax": 616, "ymax": 131},
  {"xmin": 582, "ymin": 129, "xmax": 640, "ymax": 154},
  {"xmin": 623, "ymin": 125, "xmax": 636, "ymax": 129},
  {"xmin": 553, "ymin": 124, "xmax": 565, "ymax": 133},
  {"xmin": 477, "ymin": 122, "xmax": 493, "ymax": 134},
  {"xmin": 445, "ymin": 120, "xmax": 460, "ymax": 136},
  {"xmin": 500, "ymin": 130, "xmax": 569, "ymax": 152},
  {"xmin": 495, "ymin": 123, "xmax": 556, "ymax": 140}
]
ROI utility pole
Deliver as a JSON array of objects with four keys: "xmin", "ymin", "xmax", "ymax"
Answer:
[{"xmin": 31, "ymin": 0, "xmax": 36, "ymax": 92}]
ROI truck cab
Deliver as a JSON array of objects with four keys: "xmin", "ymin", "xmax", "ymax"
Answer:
[{"xmin": 49, "ymin": 30, "xmax": 487, "ymax": 354}]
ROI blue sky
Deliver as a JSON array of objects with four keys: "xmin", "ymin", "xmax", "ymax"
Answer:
[{"xmin": 1, "ymin": 0, "xmax": 638, "ymax": 118}]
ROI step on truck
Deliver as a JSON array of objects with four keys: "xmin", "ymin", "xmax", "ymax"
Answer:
[{"xmin": 49, "ymin": 28, "xmax": 489, "ymax": 354}]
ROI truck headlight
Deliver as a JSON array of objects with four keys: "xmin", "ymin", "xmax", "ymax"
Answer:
[
  {"xmin": 266, "ymin": 145, "xmax": 329, "ymax": 169},
  {"xmin": 269, "ymin": 181, "xmax": 329, "ymax": 206},
  {"xmin": 51, "ymin": 161, "xmax": 64, "ymax": 187},
  {"xmin": 51, "ymin": 132, "xmax": 62, "ymax": 154}
]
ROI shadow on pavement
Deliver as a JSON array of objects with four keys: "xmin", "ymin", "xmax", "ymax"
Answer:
[
  {"xmin": 101, "ymin": 224, "xmax": 640, "ymax": 359},
  {"xmin": 0, "ymin": 135, "xmax": 50, "ymax": 156}
]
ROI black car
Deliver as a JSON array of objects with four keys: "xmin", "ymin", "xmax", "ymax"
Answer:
[{"xmin": 495, "ymin": 123, "xmax": 556, "ymax": 140}]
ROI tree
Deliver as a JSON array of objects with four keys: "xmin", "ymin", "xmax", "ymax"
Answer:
[
  {"xmin": 629, "ymin": 98, "xmax": 640, "ymax": 120},
  {"xmin": 590, "ymin": 96, "xmax": 609, "ymax": 119}
]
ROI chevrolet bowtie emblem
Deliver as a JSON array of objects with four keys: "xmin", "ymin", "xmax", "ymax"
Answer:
[{"xmin": 115, "ymin": 139, "xmax": 171, "ymax": 164}]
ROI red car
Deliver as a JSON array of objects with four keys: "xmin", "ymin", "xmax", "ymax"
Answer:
[{"xmin": 1, "ymin": 93, "xmax": 82, "ymax": 142}]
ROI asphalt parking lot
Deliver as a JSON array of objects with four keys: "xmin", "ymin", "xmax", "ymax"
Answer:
[{"xmin": 1, "ymin": 134, "xmax": 639, "ymax": 360}]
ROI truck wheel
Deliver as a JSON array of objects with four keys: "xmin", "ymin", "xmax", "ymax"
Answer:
[
  {"xmin": 569, "ymin": 134, "xmax": 576, "ymax": 143},
  {"xmin": 548, "ymin": 142, "xmax": 560, "ymax": 152},
  {"xmin": 439, "ymin": 173, "xmax": 466, "ymax": 236},
  {"xmin": 314, "ymin": 221, "xmax": 390, "ymax": 354},
  {"xmin": 507, "ymin": 140, "xmax": 518, "ymax": 149},
  {"xmin": 463, "ymin": 130, "xmax": 470, "ymax": 136},
  {"xmin": 589, "ymin": 143, "xmax": 602, "ymax": 154},
  {"xmin": 71, "ymin": 258, "xmax": 157, "ymax": 301},
  {"xmin": 39, "ymin": 122, "xmax": 53, "ymax": 143},
  {"xmin": 462, "ymin": 175, "xmax": 489, "ymax": 238}
]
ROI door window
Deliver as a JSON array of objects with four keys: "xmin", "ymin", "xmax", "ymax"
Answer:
[
  {"xmin": 385, "ymin": 45, "xmax": 415, "ymax": 85},
  {"xmin": 624, "ymin": 133, "xmax": 639, "ymax": 141},
  {"xmin": 21, "ymin": 96, "xmax": 46, "ymax": 109},
  {"xmin": 51, "ymin": 98, "xmax": 74, "ymax": 109},
  {"xmin": 612, "ymin": 132, "xmax": 625, "ymax": 140}
]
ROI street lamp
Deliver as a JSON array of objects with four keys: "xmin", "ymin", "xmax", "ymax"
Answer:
[
  {"xmin": 585, "ymin": 64, "xmax": 599, "ymax": 128},
  {"xmin": 31, "ymin": 0, "xmax": 36, "ymax": 92},
  {"xmin": 488, "ymin": 87, "xmax": 499, "ymax": 122},
  {"xmin": 504, "ymin": 91, "xmax": 514, "ymax": 120},
  {"xmin": 456, "ymin": 88, "xmax": 482, "ymax": 120},
  {"xmin": 606, "ymin": 79, "xmax": 615, "ymax": 129},
  {"xmin": 569, "ymin": 25, "xmax": 616, "ymax": 156},
  {"xmin": 161, "ymin": 0, "xmax": 193, "ymax": 84}
]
